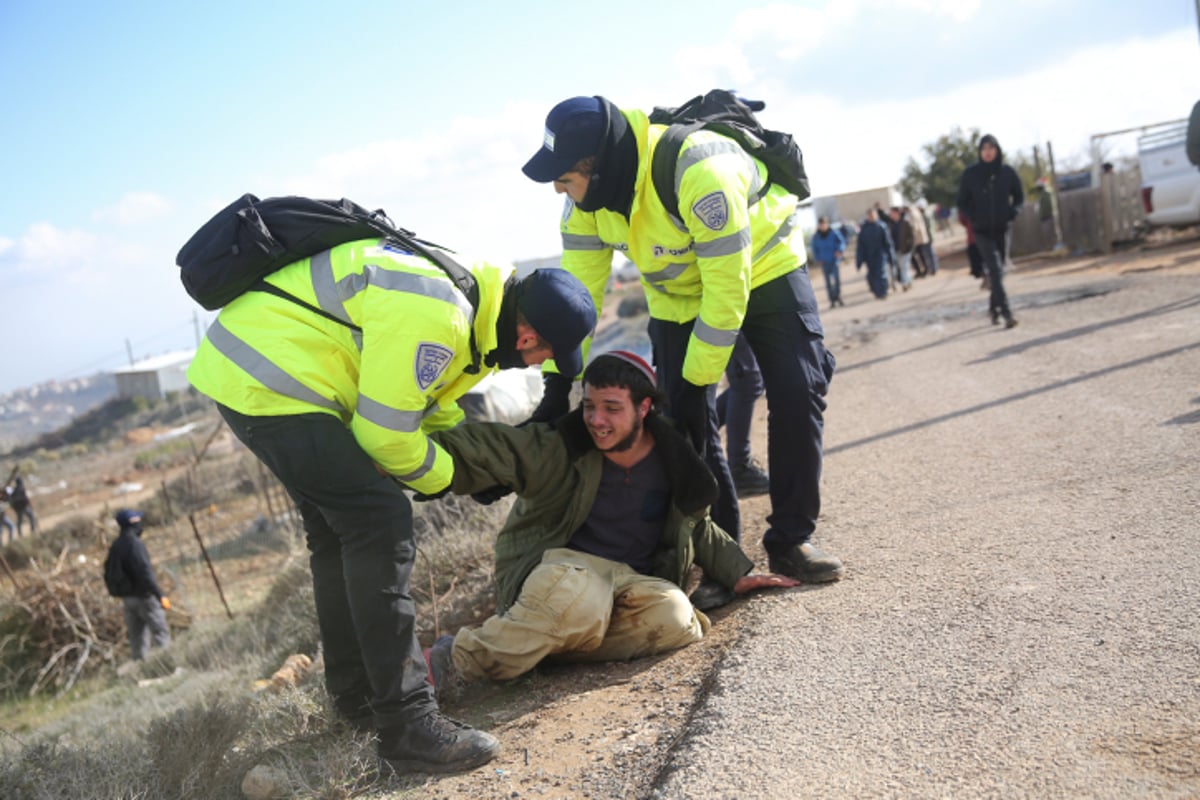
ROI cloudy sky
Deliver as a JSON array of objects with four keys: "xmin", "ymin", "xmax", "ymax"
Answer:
[{"xmin": 1, "ymin": 0, "xmax": 1197, "ymax": 395}]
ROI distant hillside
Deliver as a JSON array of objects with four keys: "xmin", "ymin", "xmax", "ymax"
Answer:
[{"xmin": 0, "ymin": 374, "xmax": 118, "ymax": 452}]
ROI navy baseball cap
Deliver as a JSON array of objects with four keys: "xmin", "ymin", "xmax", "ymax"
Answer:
[
  {"xmin": 522, "ymin": 96, "xmax": 608, "ymax": 183},
  {"xmin": 518, "ymin": 269, "xmax": 596, "ymax": 377}
]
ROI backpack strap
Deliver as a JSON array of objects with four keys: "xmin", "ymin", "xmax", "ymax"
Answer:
[
  {"xmin": 252, "ymin": 238, "xmax": 485, "ymax": 374},
  {"xmin": 252, "ymin": 281, "xmax": 363, "ymax": 332},
  {"xmin": 650, "ymin": 122, "xmax": 704, "ymax": 221},
  {"xmin": 358, "ymin": 215, "xmax": 484, "ymax": 374},
  {"xmin": 651, "ymin": 122, "xmax": 773, "ymax": 224}
]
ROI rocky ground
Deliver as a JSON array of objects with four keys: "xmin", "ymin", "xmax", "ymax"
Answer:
[{"xmin": 397, "ymin": 231, "xmax": 1200, "ymax": 800}]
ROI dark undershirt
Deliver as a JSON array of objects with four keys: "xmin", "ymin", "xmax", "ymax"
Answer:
[{"xmin": 567, "ymin": 448, "xmax": 671, "ymax": 575}]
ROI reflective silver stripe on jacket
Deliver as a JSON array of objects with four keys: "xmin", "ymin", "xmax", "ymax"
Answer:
[
  {"xmin": 393, "ymin": 439, "xmax": 438, "ymax": 483},
  {"xmin": 562, "ymin": 232, "xmax": 607, "ymax": 251},
  {"xmin": 692, "ymin": 318, "xmax": 740, "ymax": 348},
  {"xmin": 641, "ymin": 261, "xmax": 690, "ymax": 287},
  {"xmin": 310, "ymin": 250, "xmax": 363, "ymax": 350},
  {"xmin": 355, "ymin": 393, "xmax": 424, "ymax": 433},
  {"xmin": 667, "ymin": 136, "xmax": 767, "ymax": 230},
  {"xmin": 206, "ymin": 320, "xmax": 342, "ymax": 411},
  {"xmin": 312, "ymin": 251, "xmax": 474, "ymax": 324},
  {"xmin": 694, "ymin": 227, "xmax": 752, "ymax": 259},
  {"xmin": 358, "ymin": 263, "xmax": 474, "ymax": 320},
  {"xmin": 675, "ymin": 139, "xmax": 765, "ymax": 205},
  {"xmin": 752, "ymin": 210, "xmax": 800, "ymax": 263}
]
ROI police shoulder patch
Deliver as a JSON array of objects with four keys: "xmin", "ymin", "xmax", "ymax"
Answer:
[
  {"xmin": 692, "ymin": 191, "xmax": 730, "ymax": 231},
  {"xmin": 414, "ymin": 342, "xmax": 454, "ymax": 391}
]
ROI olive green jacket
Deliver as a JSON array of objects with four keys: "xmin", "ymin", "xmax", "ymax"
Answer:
[{"xmin": 432, "ymin": 410, "xmax": 754, "ymax": 613}]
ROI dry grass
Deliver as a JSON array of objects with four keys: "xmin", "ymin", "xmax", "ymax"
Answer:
[{"xmin": 0, "ymin": 485, "xmax": 511, "ymax": 799}]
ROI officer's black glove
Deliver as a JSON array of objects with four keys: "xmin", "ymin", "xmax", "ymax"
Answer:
[
  {"xmin": 674, "ymin": 380, "xmax": 710, "ymax": 458},
  {"xmin": 522, "ymin": 372, "xmax": 573, "ymax": 426},
  {"xmin": 412, "ymin": 485, "xmax": 452, "ymax": 502},
  {"xmin": 471, "ymin": 485, "xmax": 514, "ymax": 505}
]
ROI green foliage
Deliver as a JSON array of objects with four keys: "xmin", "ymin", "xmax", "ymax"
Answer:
[
  {"xmin": 1007, "ymin": 150, "xmax": 1041, "ymax": 196},
  {"xmin": 898, "ymin": 126, "xmax": 981, "ymax": 208}
]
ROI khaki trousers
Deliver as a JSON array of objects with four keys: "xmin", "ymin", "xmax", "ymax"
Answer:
[{"xmin": 454, "ymin": 548, "xmax": 710, "ymax": 681}]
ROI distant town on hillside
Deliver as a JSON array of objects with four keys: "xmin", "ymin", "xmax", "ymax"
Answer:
[{"xmin": 0, "ymin": 373, "xmax": 119, "ymax": 453}]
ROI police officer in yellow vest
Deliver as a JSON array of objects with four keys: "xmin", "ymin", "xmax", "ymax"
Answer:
[
  {"xmin": 188, "ymin": 238, "xmax": 594, "ymax": 774},
  {"xmin": 521, "ymin": 96, "xmax": 843, "ymax": 611}
]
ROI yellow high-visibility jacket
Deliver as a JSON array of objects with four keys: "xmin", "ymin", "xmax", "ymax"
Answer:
[
  {"xmin": 187, "ymin": 238, "xmax": 510, "ymax": 495},
  {"xmin": 559, "ymin": 109, "xmax": 815, "ymax": 386}
]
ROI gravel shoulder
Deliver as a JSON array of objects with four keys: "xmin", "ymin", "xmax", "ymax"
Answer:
[{"xmin": 656, "ymin": 236, "xmax": 1200, "ymax": 799}]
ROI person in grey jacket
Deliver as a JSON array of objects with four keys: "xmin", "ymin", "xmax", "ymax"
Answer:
[
  {"xmin": 422, "ymin": 351, "xmax": 797, "ymax": 693},
  {"xmin": 956, "ymin": 133, "xmax": 1024, "ymax": 328}
]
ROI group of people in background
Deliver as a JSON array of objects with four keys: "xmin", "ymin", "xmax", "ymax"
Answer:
[
  {"xmin": 813, "ymin": 203, "xmax": 939, "ymax": 305},
  {"xmin": 811, "ymin": 131, "xmax": 1023, "ymax": 332}
]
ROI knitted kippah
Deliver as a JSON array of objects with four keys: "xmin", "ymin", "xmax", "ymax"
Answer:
[{"xmin": 594, "ymin": 349, "xmax": 656, "ymax": 388}]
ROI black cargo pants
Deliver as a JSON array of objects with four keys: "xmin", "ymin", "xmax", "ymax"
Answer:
[{"xmin": 218, "ymin": 405, "xmax": 436, "ymax": 730}]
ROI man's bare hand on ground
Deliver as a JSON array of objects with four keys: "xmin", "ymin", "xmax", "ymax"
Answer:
[{"xmin": 733, "ymin": 573, "xmax": 801, "ymax": 595}]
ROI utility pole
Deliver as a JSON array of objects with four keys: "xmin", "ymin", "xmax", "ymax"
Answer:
[
  {"xmin": 1047, "ymin": 140, "xmax": 1065, "ymax": 250},
  {"xmin": 125, "ymin": 338, "xmax": 135, "ymax": 367}
]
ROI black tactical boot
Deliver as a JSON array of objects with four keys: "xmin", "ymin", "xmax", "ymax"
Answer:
[
  {"xmin": 768, "ymin": 542, "xmax": 845, "ymax": 583},
  {"xmin": 377, "ymin": 711, "xmax": 499, "ymax": 774},
  {"xmin": 730, "ymin": 458, "xmax": 771, "ymax": 498}
]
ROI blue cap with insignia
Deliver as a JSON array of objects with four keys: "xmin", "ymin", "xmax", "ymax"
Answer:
[
  {"xmin": 517, "ymin": 269, "xmax": 596, "ymax": 378},
  {"xmin": 522, "ymin": 96, "xmax": 608, "ymax": 183}
]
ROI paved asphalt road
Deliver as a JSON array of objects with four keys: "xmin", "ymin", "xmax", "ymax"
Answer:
[{"xmin": 654, "ymin": 256, "xmax": 1200, "ymax": 798}]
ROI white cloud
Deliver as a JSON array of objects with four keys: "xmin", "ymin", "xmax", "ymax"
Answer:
[
  {"xmin": 262, "ymin": 23, "xmax": 1200, "ymax": 261},
  {"xmin": 2, "ymin": 222, "xmax": 98, "ymax": 270},
  {"xmin": 671, "ymin": 0, "xmax": 983, "ymax": 84},
  {"xmin": 757, "ymin": 27, "xmax": 1200, "ymax": 198},
  {"xmin": 894, "ymin": 0, "xmax": 982, "ymax": 22},
  {"xmin": 278, "ymin": 100, "xmax": 567, "ymax": 264},
  {"xmin": 92, "ymin": 191, "xmax": 172, "ymax": 226},
  {"xmin": 0, "ymin": 236, "xmax": 12, "ymax": 256}
]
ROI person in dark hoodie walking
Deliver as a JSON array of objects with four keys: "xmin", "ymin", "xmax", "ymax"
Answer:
[
  {"xmin": 957, "ymin": 134, "xmax": 1024, "ymax": 328},
  {"xmin": 104, "ymin": 509, "xmax": 171, "ymax": 661}
]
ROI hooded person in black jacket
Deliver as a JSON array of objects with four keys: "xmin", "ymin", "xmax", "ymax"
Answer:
[
  {"xmin": 956, "ymin": 134, "xmax": 1024, "ymax": 328},
  {"xmin": 105, "ymin": 509, "xmax": 171, "ymax": 661}
]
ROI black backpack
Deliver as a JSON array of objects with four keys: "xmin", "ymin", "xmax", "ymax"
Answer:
[
  {"xmin": 177, "ymin": 195, "xmax": 483, "ymax": 368},
  {"xmin": 103, "ymin": 544, "xmax": 134, "ymax": 598},
  {"xmin": 648, "ymin": 89, "xmax": 811, "ymax": 220}
]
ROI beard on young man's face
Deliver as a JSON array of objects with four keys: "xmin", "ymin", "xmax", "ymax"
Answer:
[{"xmin": 592, "ymin": 413, "xmax": 642, "ymax": 452}]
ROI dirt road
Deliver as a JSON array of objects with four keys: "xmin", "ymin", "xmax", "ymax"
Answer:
[
  {"xmin": 656, "ymin": 239, "xmax": 1200, "ymax": 798},
  {"xmin": 406, "ymin": 236, "xmax": 1200, "ymax": 799}
]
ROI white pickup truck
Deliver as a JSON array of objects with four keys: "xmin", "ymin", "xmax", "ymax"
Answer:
[{"xmin": 1139, "ymin": 102, "xmax": 1200, "ymax": 227}]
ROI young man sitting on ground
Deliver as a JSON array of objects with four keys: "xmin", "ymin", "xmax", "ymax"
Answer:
[{"xmin": 423, "ymin": 350, "xmax": 797, "ymax": 692}]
